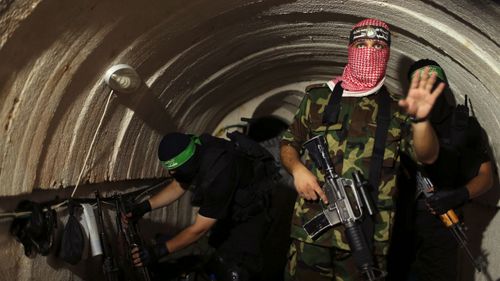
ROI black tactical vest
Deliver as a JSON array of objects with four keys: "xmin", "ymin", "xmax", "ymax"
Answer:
[{"xmin": 193, "ymin": 133, "xmax": 279, "ymax": 222}]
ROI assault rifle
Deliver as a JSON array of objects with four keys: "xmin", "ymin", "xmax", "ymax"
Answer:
[
  {"xmin": 302, "ymin": 135, "xmax": 384, "ymax": 281},
  {"xmin": 114, "ymin": 194, "xmax": 152, "ymax": 281},
  {"xmin": 415, "ymin": 172, "xmax": 486, "ymax": 272},
  {"xmin": 95, "ymin": 190, "xmax": 120, "ymax": 281}
]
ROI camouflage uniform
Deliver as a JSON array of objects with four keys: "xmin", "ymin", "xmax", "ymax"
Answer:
[{"xmin": 281, "ymin": 83, "xmax": 413, "ymax": 280}]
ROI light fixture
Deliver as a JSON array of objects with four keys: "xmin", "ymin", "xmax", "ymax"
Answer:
[{"xmin": 103, "ymin": 64, "xmax": 141, "ymax": 93}]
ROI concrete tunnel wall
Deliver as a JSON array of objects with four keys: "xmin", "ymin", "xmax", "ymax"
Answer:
[{"xmin": 0, "ymin": 0, "xmax": 499, "ymax": 280}]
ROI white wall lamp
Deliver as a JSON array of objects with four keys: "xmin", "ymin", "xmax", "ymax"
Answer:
[{"xmin": 103, "ymin": 64, "xmax": 141, "ymax": 93}]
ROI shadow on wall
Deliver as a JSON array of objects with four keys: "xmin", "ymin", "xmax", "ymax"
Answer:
[{"xmin": 113, "ymin": 81, "xmax": 179, "ymax": 135}]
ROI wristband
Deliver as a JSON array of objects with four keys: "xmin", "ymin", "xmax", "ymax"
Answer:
[
  {"xmin": 138, "ymin": 200, "xmax": 152, "ymax": 213},
  {"xmin": 410, "ymin": 116, "xmax": 428, "ymax": 123},
  {"xmin": 152, "ymin": 242, "xmax": 170, "ymax": 258},
  {"xmin": 129, "ymin": 200, "xmax": 152, "ymax": 221}
]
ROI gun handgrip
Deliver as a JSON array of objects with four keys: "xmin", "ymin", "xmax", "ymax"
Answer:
[{"xmin": 439, "ymin": 210, "xmax": 459, "ymax": 227}]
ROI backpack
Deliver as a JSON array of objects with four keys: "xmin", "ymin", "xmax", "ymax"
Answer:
[
  {"xmin": 194, "ymin": 132, "xmax": 280, "ymax": 222},
  {"xmin": 226, "ymin": 131, "xmax": 281, "ymax": 222},
  {"xmin": 227, "ymin": 131, "xmax": 281, "ymax": 181}
]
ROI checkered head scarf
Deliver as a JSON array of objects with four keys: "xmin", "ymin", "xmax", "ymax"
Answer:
[{"xmin": 340, "ymin": 18, "xmax": 391, "ymax": 91}]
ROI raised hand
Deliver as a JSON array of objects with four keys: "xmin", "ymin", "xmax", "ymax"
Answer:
[{"xmin": 399, "ymin": 66, "xmax": 446, "ymax": 122}]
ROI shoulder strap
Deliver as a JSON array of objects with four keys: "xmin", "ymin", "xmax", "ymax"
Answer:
[
  {"xmin": 360, "ymin": 87, "xmax": 392, "ymax": 252},
  {"xmin": 322, "ymin": 82, "xmax": 344, "ymax": 125},
  {"xmin": 195, "ymin": 138, "xmax": 232, "ymax": 191},
  {"xmin": 368, "ymin": 87, "xmax": 392, "ymax": 192},
  {"xmin": 322, "ymin": 83, "xmax": 392, "ymax": 190}
]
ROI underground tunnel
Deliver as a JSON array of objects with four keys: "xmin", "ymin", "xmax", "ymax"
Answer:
[{"xmin": 0, "ymin": 0, "xmax": 499, "ymax": 280}]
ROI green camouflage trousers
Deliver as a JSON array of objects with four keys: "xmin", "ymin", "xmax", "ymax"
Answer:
[{"xmin": 284, "ymin": 239, "xmax": 387, "ymax": 281}]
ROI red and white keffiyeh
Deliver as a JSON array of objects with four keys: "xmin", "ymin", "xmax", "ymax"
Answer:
[{"xmin": 336, "ymin": 18, "xmax": 390, "ymax": 93}]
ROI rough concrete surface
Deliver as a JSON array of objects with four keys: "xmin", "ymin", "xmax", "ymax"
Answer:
[{"xmin": 0, "ymin": 0, "xmax": 498, "ymax": 280}]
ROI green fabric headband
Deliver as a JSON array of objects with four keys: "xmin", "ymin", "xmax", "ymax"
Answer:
[
  {"xmin": 411, "ymin": 65, "xmax": 446, "ymax": 82},
  {"xmin": 160, "ymin": 136, "xmax": 201, "ymax": 170}
]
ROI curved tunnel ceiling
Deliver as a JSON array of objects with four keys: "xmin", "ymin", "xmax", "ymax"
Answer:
[{"xmin": 0, "ymin": 0, "xmax": 499, "ymax": 196}]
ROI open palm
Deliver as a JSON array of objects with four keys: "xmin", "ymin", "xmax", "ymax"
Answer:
[{"xmin": 399, "ymin": 66, "xmax": 446, "ymax": 121}]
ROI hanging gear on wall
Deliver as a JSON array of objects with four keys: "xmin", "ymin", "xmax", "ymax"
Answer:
[
  {"xmin": 9, "ymin": 200, "xmax": 57, "ymax": 257},
  {"xmin": 58, "ymin": 200, "xmax": 85, "ymax": 265}
]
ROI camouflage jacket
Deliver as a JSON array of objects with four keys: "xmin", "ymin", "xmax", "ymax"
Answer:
[{"xmin": 281, "ymin": 83, "xmax": 413, "ymax": 255}]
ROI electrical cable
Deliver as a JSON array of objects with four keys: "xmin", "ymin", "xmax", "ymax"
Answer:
[{"xmin": 71, "ymin": 89, "xmax": 114, "ymax": 198}]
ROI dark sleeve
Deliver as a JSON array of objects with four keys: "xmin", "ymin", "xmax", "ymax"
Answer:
[
  {"xmin": 179, "ymin": 182, "xmax": 190, "ymax": 191},
  {"xmin": 198, "ymin": 161, "xmax": 238, "ymax": 219},
  {"xmin": 460, "ymin": 118, "xmax": 491, "ymax": 166},
  {"xmin": 456, "ymin": 119, "xmax": 491, "ymax": 183},
  {"xmin": 475, "ymin": 120, "xmax": 491, "ymax": 163},
  {"xmin": 423, "ymin": 144, "xmax": 460, "ymax": 189}
]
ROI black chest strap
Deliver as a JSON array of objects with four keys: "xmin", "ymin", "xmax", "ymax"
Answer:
[
  {"xmin": 322, "ymin": 82, "xmax": 344, "ymax": 125},
  {"xmin": 369, "ymin": 88, "xmax": 392, "ymax": 193},
  {"xmin": 322, "ymin": 84, "xmax": 392, "ymax": 190}
]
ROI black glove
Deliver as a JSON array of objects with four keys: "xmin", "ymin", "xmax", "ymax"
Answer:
[
  {"xmin": 131, "ymin": 242, "xmax": 169, "ymax": 267},
  {"xmin": 127, "ymin": 200, "xmax": 152, "ymax": 222},
  {"xmin": 426, "ymin": 187, "xmax": 469, "ymax": 215}
]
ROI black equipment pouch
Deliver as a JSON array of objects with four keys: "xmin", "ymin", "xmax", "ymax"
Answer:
[
  {"xmin": 59, "ymin": 201, "xmax": 85, "ymax": 265},
  {"xmin": 10, "ymin": 200, "xmax": 57, "ymax": 257}
]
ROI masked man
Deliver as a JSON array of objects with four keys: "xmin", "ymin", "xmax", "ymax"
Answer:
[
  {"xmin": 280, "ymin": 18, "xmax": 444, "ymax": 280},
  {"xmin": 127, "ymin": 132, "xmax": 279, "ymax": 281},
  {"xmin": 393, "ymin": 59, "xmax": 494, "ymax": 281}
]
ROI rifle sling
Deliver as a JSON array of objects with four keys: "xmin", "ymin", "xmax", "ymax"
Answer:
[
  {"xmin": 322, "ymin": 82, "xmax": 344, "ymax": 125},
  {"xmin": 369, "ymin": 88, "xmax": 392, "ymax": 196},
  {"xmin": 322, "ymin": 84, "xmax": 392, "ymax": 196}
]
